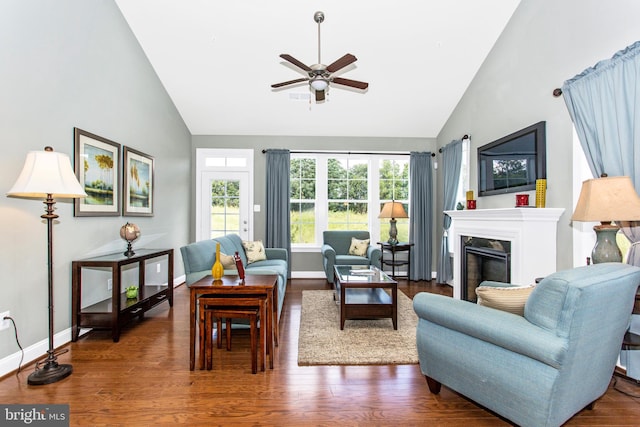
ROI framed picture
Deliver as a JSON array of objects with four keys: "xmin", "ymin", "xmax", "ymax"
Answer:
[
  {"xmin": 74, "ymin": 128, "xmax": 121, "ymax": 217},
  {"xmin": 123, "ymin": 146, "xmax": 154, "ymax": 216}
]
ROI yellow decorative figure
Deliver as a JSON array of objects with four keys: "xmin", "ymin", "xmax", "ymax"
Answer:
[
  {"xmin": 211, "ymin": 242, "xmax": 224, "ymax": 280},
  {"xmin": 536, "ymin": 179, "xmax": 547, "ymax": 208}
]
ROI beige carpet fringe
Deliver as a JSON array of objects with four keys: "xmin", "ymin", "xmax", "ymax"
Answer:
[{"xmin": 297, "ymin": 289, "xmax": 418, "ymax": 365}]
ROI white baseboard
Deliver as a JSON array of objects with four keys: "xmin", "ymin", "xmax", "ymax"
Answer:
[{"xmin": 290, "ymin": 271, "xmax": 327, "ymax": 279}]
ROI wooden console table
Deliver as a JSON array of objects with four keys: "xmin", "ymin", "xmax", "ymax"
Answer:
[{"xmin": 71, "ymin": 249, "xmax": 174, "ymax": 342}]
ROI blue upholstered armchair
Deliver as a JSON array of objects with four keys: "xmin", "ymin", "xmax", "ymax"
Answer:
[
  {"xmin": 413, "ymin": 263, "xmax": 640, "ymax": 427},
  {"xmin": 321, "ymin": 230, "xmax": 382, "ymax": 284}
]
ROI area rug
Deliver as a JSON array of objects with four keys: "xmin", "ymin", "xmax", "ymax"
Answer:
[{"xmin": 297, "ymin": 289, "xmax": 419, "ymax": 365}]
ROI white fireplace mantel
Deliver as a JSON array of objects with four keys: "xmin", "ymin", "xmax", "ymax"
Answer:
[{"xmin": 444, "ymin": 208, "xmax": 565, "ymax": 299}]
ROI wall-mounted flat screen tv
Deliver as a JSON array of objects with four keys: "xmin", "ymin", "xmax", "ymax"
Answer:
[{"xmin": 478, "ymin": 121, "xmax": 546, "ymax": 197}]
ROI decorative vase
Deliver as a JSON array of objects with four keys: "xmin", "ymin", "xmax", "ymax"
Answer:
[
  {"xmin": 536, "ymin": 179, "xmax": 547, "ymax": 208},
  {"xmin": 211, "ymin": 242, "xmax": 224, "ymax": 280},
  {"xmin": 125, "ymin": 286, "xmax": 138, "ymax": 299}
]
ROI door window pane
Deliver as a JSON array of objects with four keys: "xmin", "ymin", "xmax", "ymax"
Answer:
[{"xmin": 211, "ymin": 179, "xmax": 241, "ymax": 238}]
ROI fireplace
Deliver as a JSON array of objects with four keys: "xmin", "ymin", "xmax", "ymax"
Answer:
[
  {"xmin": 462, "ymin": 237, "xmax": 511, "ymax": 302},
  {"xmin": 444, "ymin": 208, "xmax": 564, "ymax": 299}
]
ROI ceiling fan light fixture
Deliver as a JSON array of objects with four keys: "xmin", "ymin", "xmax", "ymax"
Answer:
[{"xmin": 310, "ymin": 78, "xmax": 328, "ymax": 91}]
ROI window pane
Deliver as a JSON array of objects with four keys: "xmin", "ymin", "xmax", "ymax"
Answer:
[
  {"xmin": 300, "ymin": 159, "xmax": 316, "ymax": 179},
  {"xmin": 328, "ymin": 179, "xmax": 347, "ymax": 199},
  {"xmin": 290, "ymin": 180, "xmax": 301, "ymax": 199},
  {"xmin": 290, "ymin": 202, "xmax": 315, "ymax": 243},
  {"xmin": 226, "ymin": 158, "xmax": 246, "ymax": 167},
  {"xmin": 328, "ymin": 159, "xmax": 347, "ymax": 179},
  {"xmin": 349, "ymin": 179, "xmax": 368, "ymax": 200},
  {"xmin": 205, "ymin": 158, "xmax": 225, "ymax": 167},
  {"xmin": 300, "ymin": 179, "xmax": 315, "ymax": 199}
]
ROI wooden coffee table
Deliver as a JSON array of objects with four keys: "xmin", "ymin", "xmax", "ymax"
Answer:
[{"xmin": 333, "ymin": 265, "xmax": 398, "ymax": 330}]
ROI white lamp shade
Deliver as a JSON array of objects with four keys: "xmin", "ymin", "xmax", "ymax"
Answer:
[
  {"xmin": 310, "ymin": 79, "xmax": 328, "ymax": 91},
  {"xmin": 572, "ymin": 176, "xmax": 640, "ymax": 222},
  {"xmin": 7, "ymin": 148, "xmax": 87, "ymax": 198}
]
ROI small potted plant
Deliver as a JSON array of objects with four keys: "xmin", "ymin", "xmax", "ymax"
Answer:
[{"xmin": 125, "ymin": 286, "xmax": 138, "ymax": 299}]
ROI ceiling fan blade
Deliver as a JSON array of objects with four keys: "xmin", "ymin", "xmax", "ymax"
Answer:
[
  {"xmin": 315, "ymin": 90, "xmax": 325, "ymax": 102},
  {"xmin": 271, "ymin": 78, "xmax": 309, "ymax": 88},
  {"xmin": 326, "ymin": 53, "xmax": 357, "ymax": 73},
  {"xmin": 332, "ymin": 77, "xmax": 369, "ymax": 90},
  {"xmin": 279, "ymin": 54, "xmax": 312, "ymax": 72}
]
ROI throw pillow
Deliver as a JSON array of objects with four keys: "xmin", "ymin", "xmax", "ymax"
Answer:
[
  {"xmin": 476, "ymin": 285, "xmax": 535, "ymax": 316},
  {"xmin": 242, "ymin": 240, "xmax": 267, "ymax": 264},
  {"xmin": 348, "ymin": 237, "xmax": 370, "ymax": 257},
  {"xmin": 219, "ymin": 253, "xmax": 237, "ymax": 271}
]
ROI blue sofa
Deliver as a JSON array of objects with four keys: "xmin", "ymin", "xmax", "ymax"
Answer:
[
  {"xmin": 180, "ymin": 234, "xmax": 288, "ymax": 322},
  {"xmin": 413, "ymin": 263, "xmax": 640, "ymax": 427}
]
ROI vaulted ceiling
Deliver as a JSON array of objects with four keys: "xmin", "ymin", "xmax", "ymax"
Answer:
[{"xmin": 115, "ymin": 0, "xmax": 520, "ymax": 138}]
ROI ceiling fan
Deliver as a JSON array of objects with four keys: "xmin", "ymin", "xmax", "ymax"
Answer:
[{"xmin": 271, "ymin": 11, "xmax": 369, "ymax": 102}]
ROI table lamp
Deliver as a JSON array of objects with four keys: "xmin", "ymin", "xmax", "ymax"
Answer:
[
  {"xmin": 571, "ymin": 175, "xmax": 640, "ymax": 264},
  {"xmin": 7, "ymin": 147, "xmax": 87, "ymax": 385},
  {"xmin": 378, "ymin": 201, "xmax": 408, "ymax": 245}
]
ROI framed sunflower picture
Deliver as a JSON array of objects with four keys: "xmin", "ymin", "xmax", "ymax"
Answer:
[
  {"xmin": 74, "ymin": 128, "xmax": 121, "ymax": 217},
  {"xmin": 123, "ymin": 146, "xmax": 154, "ymax": 217}
]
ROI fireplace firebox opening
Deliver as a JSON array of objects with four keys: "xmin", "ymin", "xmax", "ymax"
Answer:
[{"xmin": 461, "ymin": 237, "xmax": 511, "ymax": 302}]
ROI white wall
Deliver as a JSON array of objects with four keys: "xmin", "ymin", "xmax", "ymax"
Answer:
[
  {"xmin": 437, "ymin": 0, "xmax": 640, "ymax": 273},
  {"xmin": 0, "ymin": 0, "xmax": 191, "ymax": 366}
]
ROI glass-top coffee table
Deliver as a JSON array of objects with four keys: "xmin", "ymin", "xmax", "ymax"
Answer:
[{"xmin": 333, "ymin": 265, "xmax": 398, "ymax": 330}]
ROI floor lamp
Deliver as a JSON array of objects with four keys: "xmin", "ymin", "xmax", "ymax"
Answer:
[{"xmin": 7, "ymin": 147, "xmax": 86, "ymax": 385}]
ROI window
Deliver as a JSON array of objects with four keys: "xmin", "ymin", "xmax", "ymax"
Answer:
[{"xmin": 290, "ymin": 153, "xmax": 410, "ymax": 249}]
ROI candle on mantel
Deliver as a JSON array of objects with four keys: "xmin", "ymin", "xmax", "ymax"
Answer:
[{"xmin": 466, "ymin": 190, "xmax": 474, "ymax": 201}]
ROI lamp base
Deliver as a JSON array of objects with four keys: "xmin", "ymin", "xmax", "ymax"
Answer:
[
  {"xmin": 591, "ymin": 222, "xmax": 622, "ymax": 264},
  {"xmin": 28, "ymin": 361, "xmax": 72, "ymax": 385},
  {"xmin": 124, "ymin": 241, "xmax": 135, "ymax": 257},
  {"xmin": 387, "ymin": 218, "xmax": 399, "ymax": 245}
]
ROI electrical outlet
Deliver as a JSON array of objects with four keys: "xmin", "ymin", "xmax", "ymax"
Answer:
[
  {"xmin": 156, "ymin": 264, "xmax": 161, "ymax": 273},
  {"xmin": 107, "ymin": 279, "xmax": 112, "ymax": 291},
  {"xmin": 0, "ymin": 311, "xmax": 10, "ymax": 331}
]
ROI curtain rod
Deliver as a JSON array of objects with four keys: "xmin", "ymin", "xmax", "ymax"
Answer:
[
  {"xmin": 438, "ymin": 134, "xmax": 469, "ymax": 153},
  {"xmin": 553, "ymin": 88, "xmax": 563, "ymax": 97},
  {"xmin": 261, "ymin": 149, "xmax": 435, "ymax": 156}
]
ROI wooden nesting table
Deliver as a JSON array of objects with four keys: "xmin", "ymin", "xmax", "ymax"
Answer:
[{"xmin": 188, "ymin": 274, "xmax": 278, "ymax": 371}]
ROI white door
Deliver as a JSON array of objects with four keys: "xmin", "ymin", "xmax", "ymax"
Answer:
[{"xmin": 199, "ymin": 171, "xmax": 251, "ymax": 241}]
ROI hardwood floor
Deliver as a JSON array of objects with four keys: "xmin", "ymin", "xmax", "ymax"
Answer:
[{"xmin": 2, "ymin": 279, "xmax": 640, "ymax": 426}]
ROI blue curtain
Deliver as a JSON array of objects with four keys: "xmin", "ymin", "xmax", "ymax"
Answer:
[
  {"xmin": 562, "ymin": 40, "xmax": 640, "ymax": 266},
  {"xmin": 408, "ymin": 152, "xmax": 433, "ymax": 281},
  {"xmin": 265, "ymin": 149, "xmax": 291, "ymax": 277},
  {"xmin": 435, "ymin": 139, "xmax": 463, "ymax": 283}
]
